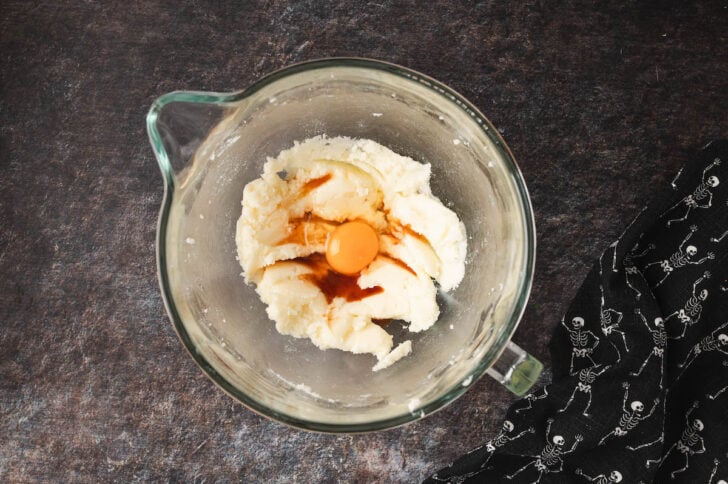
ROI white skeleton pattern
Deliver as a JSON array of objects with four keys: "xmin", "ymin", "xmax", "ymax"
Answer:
[
  {"xmin": 558, "ymin": 365, "xmax": 609, "ymax": 417},
  {"xmin": 482, "ymin": 421, "xmax": 535, "ymax": 454},
  {"xmin": 677, "ymin": 321, "xmax": 728, "ymax": 378},
  {"xmin": 575, "ymin": 468, "xmax": 623, "ymax": 483},
  {"xmin": 599, "ymin": 254, "xmax": 628, "ymax": 356},
  {"xmin": 646, "ymin": 402, "xmax": 705, "ymax": 479},
  {"xmin": 506, "ymin": 418, "xmax": 583, "ymax": 483},
  {"xmin": 665, "ymin": 271, "xmax": 711, "ymax": 338},
  {"xmin": 630, "ymin": 310, "xmax": 674, "ymax": 388},
  {"xmin": 665, "ymin": 157, "xmax": 721, "ymax": 226},
  {"xmin": 643, "ymin": 225, "xmax": 715, "ymax": 287},
  {"xmin": 598, "ymin": 382, "xmax": 660, "ymax": 446},
  {"xmin": 625, "ymin": 397, "xmax": 668, "ymax": 452},
  {"xmin": 562, "ymin": 316, "xmax": 601, "ymax": 374},
  {"xmin": 514, "ymin": 387, "xmax": 550, "ymax": 414},
  {"xmin": 617, "ymin": 242, "xmax": 655, "ymax": 300},
  {"xmin": 430, "ymin": 421, "xmax": 535, "ymax": 482}
]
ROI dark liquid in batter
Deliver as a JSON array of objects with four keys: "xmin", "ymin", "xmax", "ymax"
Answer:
[{"xmin": 294, "ymin": 253, "xmax": 384, "ymax": 303}]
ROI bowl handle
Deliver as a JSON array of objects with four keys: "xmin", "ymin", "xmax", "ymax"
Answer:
[{"xmin": 486, "ymin": 341, "xmax": 543, "ymax": 396}]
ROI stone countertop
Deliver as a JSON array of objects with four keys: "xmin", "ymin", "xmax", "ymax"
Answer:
[{"xmin": 1, "ymin": 1, "xmax": 726, "ymax": 481}]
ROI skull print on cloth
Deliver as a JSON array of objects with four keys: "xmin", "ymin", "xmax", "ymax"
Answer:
[
  {"xmin": 429, "ymin": 421, "xmax": 535, "ymax": 483},
  {"xmin": 425, "ymin": 141, "xmax": 728, "ymax": 484},
  {"xmin": 664, "ymin": 271, "xmax": 712, "ymax": 333},
  {"xmin": 504, "ymin": 419, "xmax": 583, "ymax": 483},
  {"xmin": 664, "ymin": 158, "xmax": 721, "ymax": 226},
  {"xmin": 642, "ymin": 225, "xmax": 715, "ymax": 287},
  {"xmin": 598, "ymin": 382, "xmax": 660, "ymax": 446}
]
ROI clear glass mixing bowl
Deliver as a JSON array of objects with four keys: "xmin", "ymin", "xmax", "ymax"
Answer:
[{"xmin": 146, "ymin": 58, "xmax": 540, "ymax": 432}]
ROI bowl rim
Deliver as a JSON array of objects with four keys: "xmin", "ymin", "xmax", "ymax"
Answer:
[{"xmin": 146, "ymin": 57, "xmax": 536, "ymax": 433}]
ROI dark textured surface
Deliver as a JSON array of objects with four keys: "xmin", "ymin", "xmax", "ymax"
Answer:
[{"xmin": 1, "ymin": 1, "xmax": 726, "ymax": 481}]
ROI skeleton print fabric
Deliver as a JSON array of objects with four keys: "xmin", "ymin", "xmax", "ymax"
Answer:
[{"xmin": 426, "ymin": 141, "xmax": 728, "ymax": 484}]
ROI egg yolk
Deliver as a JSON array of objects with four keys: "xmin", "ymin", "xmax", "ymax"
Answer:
[{"xmin": 326, "ymin": 221, "xmax": 380, "ymax": 275}]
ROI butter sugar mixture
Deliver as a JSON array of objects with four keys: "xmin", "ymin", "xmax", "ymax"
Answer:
[{"xmin": 236, "ymin": 136, "xmax": 467, "ymax": 371}]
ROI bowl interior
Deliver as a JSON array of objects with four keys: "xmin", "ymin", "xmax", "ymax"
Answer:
[{"xmin": 154, "ymin": 61, "xmax": 533, "ymax": 430}]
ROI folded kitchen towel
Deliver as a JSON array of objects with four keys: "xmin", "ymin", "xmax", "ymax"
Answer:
[{"xmin": 426, "ymin": 140, "xmax": 728, "ymax": 484}]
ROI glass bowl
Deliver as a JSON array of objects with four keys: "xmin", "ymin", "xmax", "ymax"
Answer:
[{"xmin": 146, "ymin": 58, "xmax": 539, "ymax": 432}]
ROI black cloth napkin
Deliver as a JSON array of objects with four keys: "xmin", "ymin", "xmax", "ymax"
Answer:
[{"xmin": 427, "ymin": 141, "xmax": 728, "ymax": 484}]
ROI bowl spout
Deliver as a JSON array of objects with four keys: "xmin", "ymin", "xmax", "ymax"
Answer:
[{"xmin": 146, "ymin": 92, "xmax": 234, "ymax": 182}]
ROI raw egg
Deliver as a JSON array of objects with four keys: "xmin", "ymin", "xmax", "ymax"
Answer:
[{"xmin": 326, "ymin": 221, "xmax": 380, "ymax": 275}]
